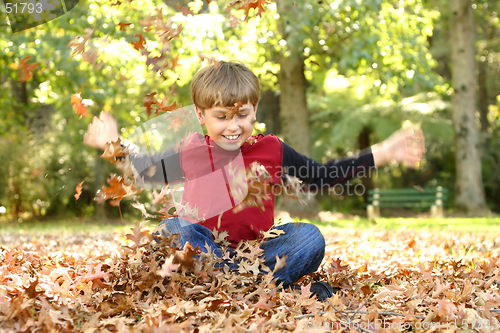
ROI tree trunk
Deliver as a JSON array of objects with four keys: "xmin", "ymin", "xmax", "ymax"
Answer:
[
  {"xmin": 477, "ymin": 60, "xmax": 488, "ymax": 134},
  {"xmin": 274, "ymin": 0, "xmax": 316, "ymax": 216},
  {"xmin": 450, "ymin": 0, "xmax": 489, "ymax": 215},
  {"xmin": 275, "ymin": 0, "xmax": 311, "ymax": 157},
  {"xmin": 358, "ymin": 127, "xmax": 373, "ymax": 203},
  {"xmin": 477, "ymin": 59, "xmax": 489, "ymax": 151},
  {"xmin": 258, "ymin": 89, "xmax": 281, "ymax": 135},
  {"xmin": 277, "ymin": 56, "xmax": 311, "ymax": 156}
]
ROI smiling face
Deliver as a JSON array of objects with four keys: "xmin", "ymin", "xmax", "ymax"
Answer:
[{"xmin": 196, "ymin": 102, "xmax": 258, "ymax": 151}]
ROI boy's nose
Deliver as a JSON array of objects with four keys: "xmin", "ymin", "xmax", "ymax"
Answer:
[{"xmin": 227, "ymin": 117, "xmax": 240, "ymax": 131}]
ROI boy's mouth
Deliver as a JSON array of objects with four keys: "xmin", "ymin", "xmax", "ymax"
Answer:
[{"xmin": 223, "ymin": 134, "xmax": 240, "ymax": 141}]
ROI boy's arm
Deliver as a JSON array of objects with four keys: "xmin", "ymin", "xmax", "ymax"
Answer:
[
  {"xmin": 281, "ymin": 128, "xmax": 425, "ymax": 190},
  {"xmin": 281, "ymin": 142, "xmax": 375, "ymax": 190},
  {"xmin": 128, "ymin": 147, "xmax": 183, "ymax": 184},
  {"xmin": 83, "ymin": 111, "xmax": 120, "ymax": 151},
  {"xmin": 371, "ymin": 128, "xmax": 425, "ymax": 168},
  {"xmin": 83, "ymin": 111, "xmax": 184, "ymax": 185}
]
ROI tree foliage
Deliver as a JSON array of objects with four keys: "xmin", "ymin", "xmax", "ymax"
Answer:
[{"xmin": 1, "ymin": 0, "xmax": 500, "ymax": 219}]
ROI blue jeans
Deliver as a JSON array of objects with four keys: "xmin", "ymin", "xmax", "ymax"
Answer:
[{"xmin": 157, "ymin": 217, "xmax": 325, "ymax": 287}]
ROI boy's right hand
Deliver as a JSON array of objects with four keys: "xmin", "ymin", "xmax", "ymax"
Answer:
[{"xmin": 83, "ymin": 111, "xmax": 119, "ymax": 150}]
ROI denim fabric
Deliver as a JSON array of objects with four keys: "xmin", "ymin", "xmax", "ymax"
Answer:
[{"xmin": 157, "ymin": 217, "xmax": 325, "ymax": 287}]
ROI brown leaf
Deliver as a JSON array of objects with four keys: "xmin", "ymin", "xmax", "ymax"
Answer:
[
  {"xmin": 157, "ymin": 256, "xmax": 180, "ymax": 277},
  {"xmin": 330, "ymin": 258, "xmax": 348, "ymax": 272},
  {"xmin": 143, "ymin": 91, "xmax": 158, "ymax": 117},
  {"xmin": 68, "ymin": 28, "xmax": 95, "ymax": 56},
  {"xmin": 74, "ymin": 181, "xmax": 84, "ymax": 201},
  {"xmin": 84, "ymin": 263, "xmax": 110, "ymax": 288},
  {"xmin": 131, "ymin": 34, "xmax": 146, "ymax": 51},
  {"xmin": 19, "ymin": 56, "xmax": 37, "ymax": 82},
  {"xmin": 175, "ymin": 3, "xmax": 195, "ymax": 16},
  {"xmin": 228, "ymin": 0, "xmax": 271, "ymax": 20},
  {"xmin": 125, "ymin": 221, "xmax": 152, "ymax": 250},
  {"xmin": 71, "ymin": 92, "xmax": 88, "ymax": 119},
  {"xmin": 273, "ymin": 254, "xmax": 287, "ymax": 273},
  {"xmin": 118, "ymin": 22, "xmax": 132, "ymax": 31}
]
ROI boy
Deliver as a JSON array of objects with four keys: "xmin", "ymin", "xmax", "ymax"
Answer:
[{"xmin": 84, "ymin": 61, "xmax": 425, "ymax": 300}]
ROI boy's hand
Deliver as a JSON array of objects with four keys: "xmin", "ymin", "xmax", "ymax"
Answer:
[
  {"xmin": 372, "ymin": 128, "xmax": 425, "ymax": 169},
  {"xmin": 83, "ymin": 111, "xmax": 120, "ymax": 151}
]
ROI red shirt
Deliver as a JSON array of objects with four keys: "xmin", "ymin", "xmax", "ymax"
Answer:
[{"xmin": 179, "ymin": 133, "xmax": 282, "ymax": 247}]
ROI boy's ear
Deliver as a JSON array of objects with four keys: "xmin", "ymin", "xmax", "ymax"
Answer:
[
  {"xmin": 195, "ymin": 106, "xmax": 205, "ymax": 125},
  {"xmin": 253, "ymin": 103, "xmax": 259, "ymax": 121}
]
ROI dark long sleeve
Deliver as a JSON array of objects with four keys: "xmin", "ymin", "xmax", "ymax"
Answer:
[
  {"xmin": 281, "ymin": 142, "xmax": 375, "ymax": 191},
  {"xmin": 129, "ymin": 146, "xmax": 184, "ymax": 185}
]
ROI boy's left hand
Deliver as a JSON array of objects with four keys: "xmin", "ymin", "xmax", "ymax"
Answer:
[{"xmin": 372, "ymin": 128, "xmax": 425, "ymax": 168}]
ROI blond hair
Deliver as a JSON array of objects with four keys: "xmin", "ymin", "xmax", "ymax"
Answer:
[{"xmin": 191, "ymin": 61, "xmax": 260, "ymax": 111}]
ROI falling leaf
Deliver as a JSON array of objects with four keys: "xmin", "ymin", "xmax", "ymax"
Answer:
[
  {"xmin": 131, "ymin": 34, "xmax": 146, "ymax": 51},
  {"xmin": 68, "ymin": 28, "xmax": 95, "ymax": 56},
  {"xmin": 131, "ymin": 201, "xmax": 156, "ymax": 219},
  {"xmin": 81, "ymin": 48, "xmax": 104, "ymax": 69},
  {"xmin": 101, "ymin": 139, "xmax": 128, "ymax": 162},
  {"xmin": 74, "ymin": 181, "xmax": 84, "ymax": 201},
  {"xmin": 71, "ymin": 92, "xmax": 88, "ymax": 119},
  {"xmin": 19, "ymin": 56, "xmax": 37, "ymax": 82},
  {"xmin": 175, "ymin": 3, "xmax": 195, "ymax": 16},
  {"xmin": 273, "ymin": 254, "xmax": 287, "ymax": 273},
  {"xmin": 143, "ymin": 91, "xmax": 158, "ymax": 116},
  {"xmin": 170, "ymin": 53, "xmax": 180, "ymax": 71},
  {"xmin": 157, "ymin": 97, "xmax": 177, "ymax": 114},
  {"xmin": 118, "ymin": 22, "xmax": 132, "ymax": 31},
  {"xmin": 198, "ymin": 54, "xmax": 220, "ymax": 67},
  {"xmin": 229, "ymin": 0, "xmax": 271, "ymax": 20}
]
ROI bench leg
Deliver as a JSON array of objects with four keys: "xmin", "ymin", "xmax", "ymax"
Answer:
[
  {"xmin": 367, "ymin": 205, "xmax": 380, "ymax": 221},
  {"xmin": 431, "ymin": 205, "xmax": 444, "ymax": 218}
]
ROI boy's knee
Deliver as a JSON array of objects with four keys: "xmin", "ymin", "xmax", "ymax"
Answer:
[
  {"xmin": 296, "ymin": 223, "xmax": 325, "ymax": 259},
  {"xmin": 293, "ymin": 222, "xmax": 325, "ymax": 243}
]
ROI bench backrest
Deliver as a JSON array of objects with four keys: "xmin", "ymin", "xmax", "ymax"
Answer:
[{"xmin": 368, "ymin": 187, "xmax": 448, "ymax": 208}]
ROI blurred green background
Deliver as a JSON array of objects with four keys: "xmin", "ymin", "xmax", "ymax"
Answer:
[{"xmin": 1, "ymin": 0, "xmax": 499, "ymax": 225}]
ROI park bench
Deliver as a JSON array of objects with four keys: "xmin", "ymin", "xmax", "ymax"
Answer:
[{"xmin": 367, "ymin": 186, "xmax": 448, "ymax": 220}]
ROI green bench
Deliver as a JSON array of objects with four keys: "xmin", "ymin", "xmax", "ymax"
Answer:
[{"xmin": 367, "ymin": 186, "xmax": 448, "ymax": 220}]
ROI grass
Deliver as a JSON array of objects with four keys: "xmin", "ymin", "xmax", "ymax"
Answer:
[
  {"xmin": 298, "ymin": 217, "xmax": 500, "ymax": 236},
  {"xmin": 1, "ymin": 216, "xmax": 499, "ymax": 236},
  {"xmin": 0, "ymin": 218, "xmax": 140, "ymax": 234}
]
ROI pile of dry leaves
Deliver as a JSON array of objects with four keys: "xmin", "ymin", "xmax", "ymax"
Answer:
[{"xmin": 1, "ymin": 223, "xmax": 500, "ymax": 332}]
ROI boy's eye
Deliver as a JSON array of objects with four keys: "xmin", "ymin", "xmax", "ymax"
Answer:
[
  {"xmin": 239, "ymin": 114, "xmax": 248, "ymax": 118},
  {"xmin": 217, "ymin": 116, "xmax": 226, "ymax": 119}
]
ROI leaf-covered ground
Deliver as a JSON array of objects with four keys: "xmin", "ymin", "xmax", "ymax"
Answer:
[{"xmin": 1, "ymin": 222, "xmax": 500, "ymax": 332}]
